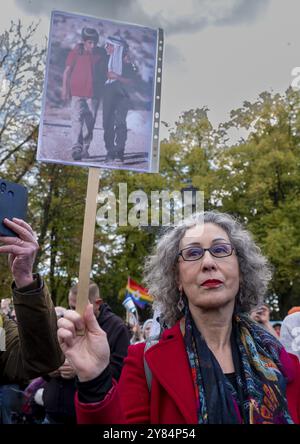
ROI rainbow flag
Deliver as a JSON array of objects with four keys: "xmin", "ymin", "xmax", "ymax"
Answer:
[{"xmin": 125, "ymin": 277, "xmax": 153, "ymax": 309}]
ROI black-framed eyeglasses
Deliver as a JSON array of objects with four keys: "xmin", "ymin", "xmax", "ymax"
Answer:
[{"xmin": 178, "ymin": 243, "xmax": 234, "ymax": 261}]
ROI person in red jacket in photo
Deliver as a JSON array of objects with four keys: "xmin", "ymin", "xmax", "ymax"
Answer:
[
  {"xmin": 62, "ymin": 27, "xmax": 108, "ymax": 161},
  {"xmin": 57, "ymin": 211, "xmax": 300, "ymax": 424}
]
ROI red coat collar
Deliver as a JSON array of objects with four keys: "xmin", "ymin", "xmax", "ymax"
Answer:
[
  {"xmin": 145, "ymin": 322, "xmax": 197, "ymax": 423},
  {"xmin": 144, "ymin": 322, "xmax": 299, "ymax": 424}
]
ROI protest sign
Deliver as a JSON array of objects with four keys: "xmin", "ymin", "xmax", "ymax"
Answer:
[
  {"xmin": 37, "ymin": 10, "xmax": 164, "ymax": 314},
  {"xmin": 37, "ymin": 10, "xmax": 163, "ymax": 173}
]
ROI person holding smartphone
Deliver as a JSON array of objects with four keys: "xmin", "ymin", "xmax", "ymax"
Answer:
[{"xmin": 0, "ymin": 218, "xmax": 63, "ymax": 386}]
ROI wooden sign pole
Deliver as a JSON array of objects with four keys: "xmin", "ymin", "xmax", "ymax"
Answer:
[{"xmin": 76, "ymin": 167, "xmax": 100, "ymax": 316}]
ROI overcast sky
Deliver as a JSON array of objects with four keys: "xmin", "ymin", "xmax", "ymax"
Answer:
[{"xmin": 2, "ymin": 0, "xmax": 300, "ymax": 138}]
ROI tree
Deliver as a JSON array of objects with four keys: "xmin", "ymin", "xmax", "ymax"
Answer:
[
  {"xmin": 0, "ymin": 21, "xmax": 45, "ymax": 175},
  {"xmin": 214, "ymin": 89, "xmax": 300, "ymax": 317},
  {"xmin": 2, "ymin": 19, "xmax": 299, "ymax": 318}
]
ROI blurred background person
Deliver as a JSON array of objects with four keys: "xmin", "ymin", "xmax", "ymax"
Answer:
[
  {"xmin": 287, "ymin": 307, "xmax": 300, "ymax": 316},
  {"xmin": 272, "ymin": 322, "xmax": 282, "ymax": 337},
  {"xmin": 280, "ymin": 311, "xmax": 300, "ymax": 361},
  {"xmin": 142, "ymin": 319, "xmax": 153, "ymax": 341},
  {"xmin": 249, "ymin": 303, "xmax": 279, "ymax": 337}
]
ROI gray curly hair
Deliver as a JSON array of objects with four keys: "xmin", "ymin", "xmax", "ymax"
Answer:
[{"xmin": 143, "ymin": 211, "xmax": 272, "ymax": 327}]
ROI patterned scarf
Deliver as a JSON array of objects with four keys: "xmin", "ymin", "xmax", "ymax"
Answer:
[{"xmin": 182, "ymin": 309, "xmax": 293, "ymax": 424}]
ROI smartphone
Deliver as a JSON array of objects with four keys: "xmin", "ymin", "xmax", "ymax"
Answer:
[{"xmin": 0, "ymin": 179, "xmax": 28, "ymax": 236}]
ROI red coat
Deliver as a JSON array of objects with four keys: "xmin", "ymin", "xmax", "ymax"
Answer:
[{"xmin": 75, "ymin": 322, "xmax": 300, "ymax": 424}]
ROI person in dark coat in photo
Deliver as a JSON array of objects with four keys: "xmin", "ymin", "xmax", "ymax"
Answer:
[{"xmin": 102, "ymin": 36, "xmax": 137, "ymax": 164}]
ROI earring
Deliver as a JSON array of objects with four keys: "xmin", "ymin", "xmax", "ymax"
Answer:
[{"xmin": 177, "ymin": 289, "xmax": 185, "ymax": 312}]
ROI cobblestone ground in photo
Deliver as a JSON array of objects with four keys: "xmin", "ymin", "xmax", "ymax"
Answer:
[{"xmin": 39, "ymin": 106, "xmax": 152, "ymax": 171}]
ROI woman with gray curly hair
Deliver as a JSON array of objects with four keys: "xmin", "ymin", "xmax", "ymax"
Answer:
[
  {"xmin": 57, "ymin": 211, "xmax": 300, "ymax": 424},
  {"xmin": 144, "ymin": 211, "xmax": 271, "ymax": 328}
]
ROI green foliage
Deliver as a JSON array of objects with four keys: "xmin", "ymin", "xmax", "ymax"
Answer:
[
  {"xmin": 0, "ymin": 21, "xmax": 45, "ymax": 172},
  {"xmin": 213, "ymin": 88, "xmax": 300, "ymax": 317},
  {"xmin": 1, "ymin": 22, "xmax": 300, "ymax": 319}
]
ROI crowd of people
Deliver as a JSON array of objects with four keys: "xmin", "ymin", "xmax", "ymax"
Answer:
[{"xmin": 0, "ymin": 212, "xmax": 299, "ymax": 424}]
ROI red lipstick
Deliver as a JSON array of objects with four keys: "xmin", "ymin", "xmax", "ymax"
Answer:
[{"xmin": 201, "ymin": 279, "xmax": 223, "ymax": 288}]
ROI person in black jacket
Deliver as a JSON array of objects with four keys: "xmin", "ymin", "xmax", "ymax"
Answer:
[
  {"xmin": 102, "ymin": 36, "xmax": 137, "ymax": 163},
  {"xmin": 41, "ymin": 281, "xmax": 130, "ymax": 423}
]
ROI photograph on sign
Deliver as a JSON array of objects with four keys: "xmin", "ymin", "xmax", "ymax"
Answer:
[{"xmin": 37, "ymin": 10, "xmax": 163, "ymax": 173}]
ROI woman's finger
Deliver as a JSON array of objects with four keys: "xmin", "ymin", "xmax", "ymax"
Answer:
[
  {"xmin": 62, "ymin": 309, "xmax": 85, "ymax": 332},
  {"xmin": 84, "ymin": 303, "xmax": 102, "ymax": 334},
  {"xmin": 57, "ymin": 327, "xmax": 76, "ymax": 348},
  {"xmin": 57, "ymin": 317, "xmax": 77, "ymax": 338}
]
